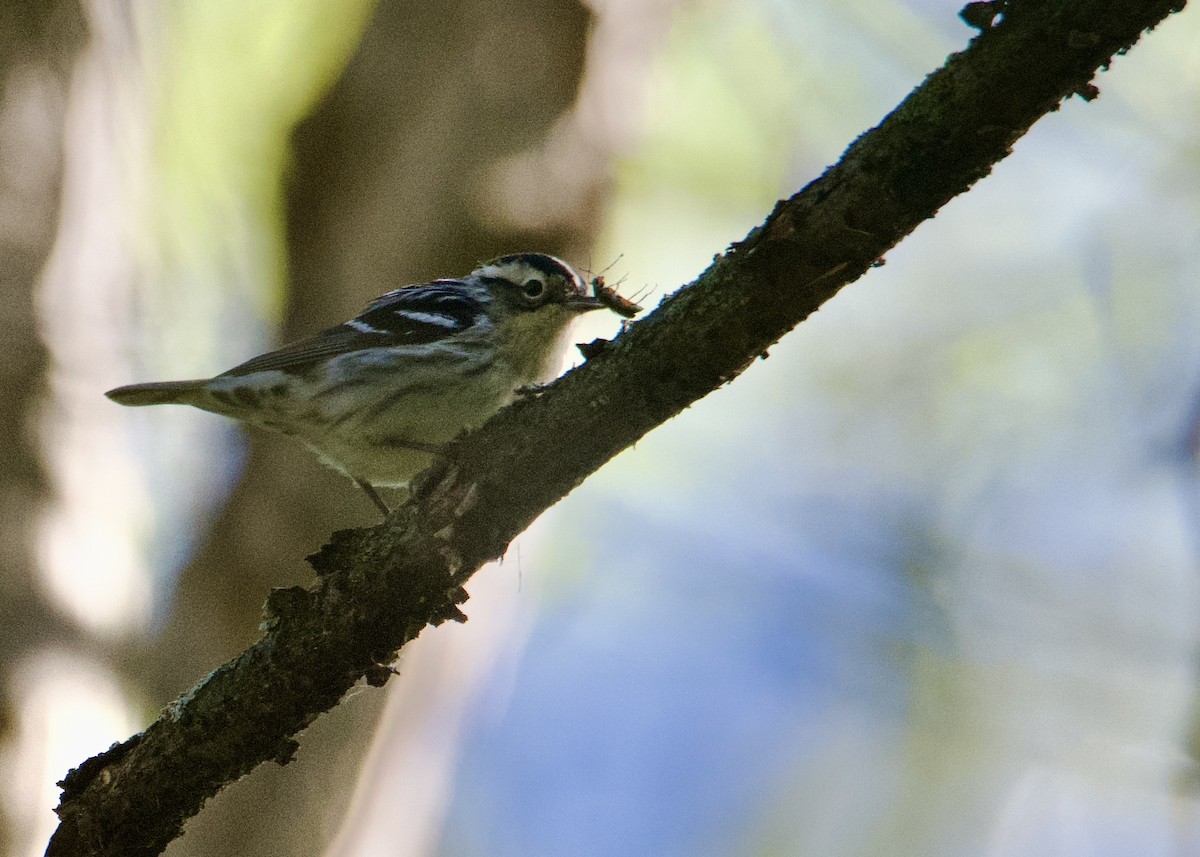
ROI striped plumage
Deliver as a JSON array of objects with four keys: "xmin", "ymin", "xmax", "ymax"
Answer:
[{"xmin": 106, "ymin": 254, "xmax": 608, "ymax": 513}]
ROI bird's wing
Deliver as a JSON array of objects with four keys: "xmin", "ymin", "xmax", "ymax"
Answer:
[{"xmin": 219, "ymin": 282, "xmax": 486, "ymax": 378}]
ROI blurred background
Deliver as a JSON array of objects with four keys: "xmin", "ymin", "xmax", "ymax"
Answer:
[{"xmin": 2, "ymin": 1, "xmax": 1199, "ymax": 855}]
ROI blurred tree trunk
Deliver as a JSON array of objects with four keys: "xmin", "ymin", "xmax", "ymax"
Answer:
[
  {"xmin": 0, "ymin": 2, "xmax": 86, "ymax": 854},
  {"xmin": 142, "ymin": 2, "xmax": 604, "ymax": 855}
]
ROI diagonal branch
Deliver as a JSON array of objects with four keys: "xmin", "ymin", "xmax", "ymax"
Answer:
[{"xmin": 47, "ymin": 1, "xmax": 1187, "ymax": 854}]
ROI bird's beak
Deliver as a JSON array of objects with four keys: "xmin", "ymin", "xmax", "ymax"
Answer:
[{"xmin": 564, "ymin": 295, "xmax": 608, "ymax": 313}]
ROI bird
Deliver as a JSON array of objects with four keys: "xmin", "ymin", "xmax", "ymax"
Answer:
[{"xmin": 106, "ymin": 253, "xmax": 615, "ymax": 515}]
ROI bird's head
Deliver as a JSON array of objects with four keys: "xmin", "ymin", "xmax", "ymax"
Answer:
[
  {"xmin": 472, "ymin": 253, "xmax": 609, "ymax": 380},
  {"xmin": 473, "ymin": 253, "xmax": 604, "ymax": 315}
]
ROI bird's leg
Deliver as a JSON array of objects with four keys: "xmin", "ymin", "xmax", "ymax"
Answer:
[
  {"xmin": 354, "ymin": 478, "xmax": 391, "ymax": 518},
  {"xmin": 355, "ymin": 439, "xmax": 446, "ymax": 517}
]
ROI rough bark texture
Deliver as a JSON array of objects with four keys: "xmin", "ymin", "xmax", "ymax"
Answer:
[{"xmin": 48, "ymin": 1, "xmax": 1188, "ymax": 855}]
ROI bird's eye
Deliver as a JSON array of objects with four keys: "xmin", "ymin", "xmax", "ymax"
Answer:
[{"xmin": 521, "ymin": 279, "xmax": 546, "ymax": 301}]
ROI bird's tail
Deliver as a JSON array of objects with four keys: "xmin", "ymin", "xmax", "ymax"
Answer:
[{"xmin": 105, "ymin": 380, "xmax": 209, "ymax": 407}]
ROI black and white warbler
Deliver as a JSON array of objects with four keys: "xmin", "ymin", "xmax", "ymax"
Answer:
[{"xmin": 106, "ymin": 253, "xmax": 617, "ymax": 514}]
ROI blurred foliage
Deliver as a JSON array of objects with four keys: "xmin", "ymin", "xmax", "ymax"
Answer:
[
  {"xmin": 127, "ymin": 0, "xmax": 375, "ymax": 395},
  {"xmin": 436, "ymin": 1, "xmax": 1200, "ymax": 856},
  {"xmin": 150, "ymin": 0, "xmax": 374, "ymax": 311}
]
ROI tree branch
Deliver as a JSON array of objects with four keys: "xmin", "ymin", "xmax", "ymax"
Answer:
[{"xmin": 48, "ymin": 1, "xmax": 1187, "ymax": 854}]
